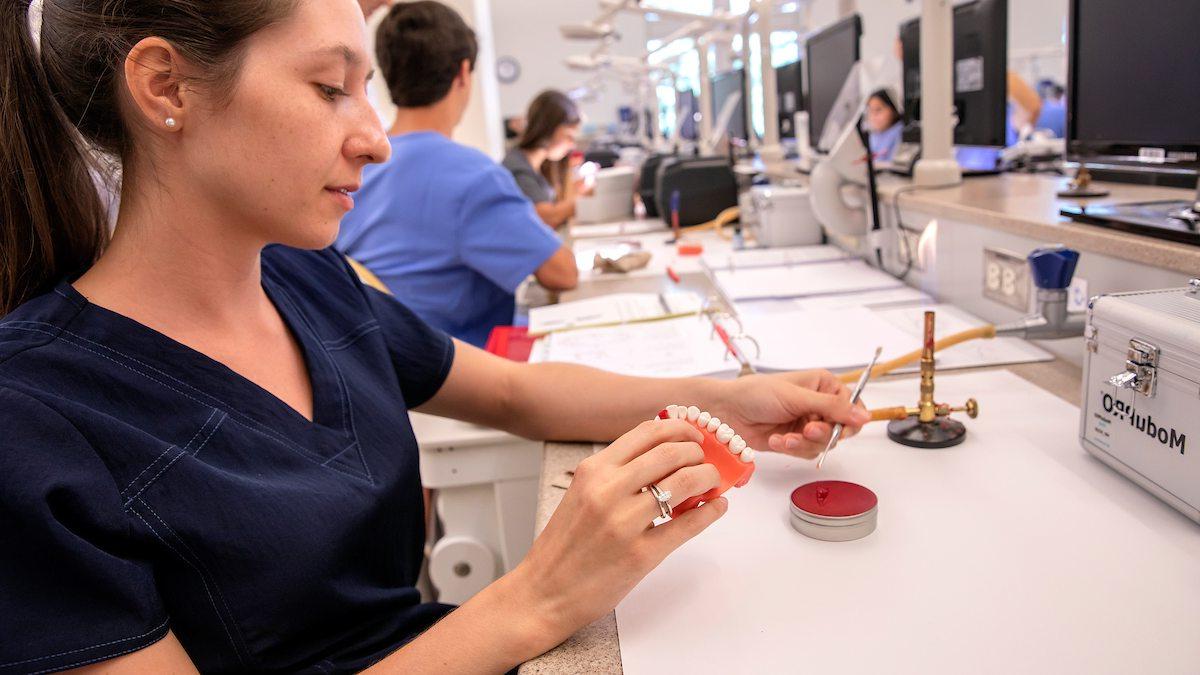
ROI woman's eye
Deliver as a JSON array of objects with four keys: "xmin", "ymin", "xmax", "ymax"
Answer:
[{"xmin": 317, "ymin": 84, "xmax": 346, "ymax": 101}]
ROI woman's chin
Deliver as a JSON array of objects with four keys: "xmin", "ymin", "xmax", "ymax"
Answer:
[{"xmin": 276, "ymin": 222, "xmax": 340, "ymax": 251}]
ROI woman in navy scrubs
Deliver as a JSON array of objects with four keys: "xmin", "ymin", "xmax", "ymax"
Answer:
[{"xmin": 0, "ymin": 1, "xmax": 868, "ymax": 672}]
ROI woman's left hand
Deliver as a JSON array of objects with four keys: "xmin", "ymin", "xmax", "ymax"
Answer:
[{"xmin": 714, "ymin": 370, "xmax": 871, "ymax": 459}]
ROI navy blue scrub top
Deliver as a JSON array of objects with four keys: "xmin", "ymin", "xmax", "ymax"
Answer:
[{"xmin": 0, "ymin": 246, "xmax": 457, "ymax": 673}]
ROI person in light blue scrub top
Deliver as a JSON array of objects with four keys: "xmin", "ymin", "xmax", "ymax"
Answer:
[
  {"xmin": 865, "ymin": 89, "xmax": 903, "ymax": 162},
  {"xmin": 1034, "ymin": 82, "xmax": 1066, "ymax": 138},
  {"xmin": 337, "ymin": 2, "xmax": 578, "ymax": 348}
]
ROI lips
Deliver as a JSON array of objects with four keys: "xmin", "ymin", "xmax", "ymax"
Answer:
[{"xmin": 325, "ymin": 184, "xmax": 359, "ymax": 210}]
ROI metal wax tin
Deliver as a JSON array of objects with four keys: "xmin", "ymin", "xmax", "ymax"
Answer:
[{"xmin": 789, "ymin": 480, "xmax": 878, "ymax": 542}]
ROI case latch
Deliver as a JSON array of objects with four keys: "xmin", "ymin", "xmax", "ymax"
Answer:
[{"xmin": 1107, "ymin": 338, "xmax": 1160, "ymax": 397}]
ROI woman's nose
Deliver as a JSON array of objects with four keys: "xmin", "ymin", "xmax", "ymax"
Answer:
[{"xmin": 347, "ymin": 102, "xmax": 391, "ymax": 165}]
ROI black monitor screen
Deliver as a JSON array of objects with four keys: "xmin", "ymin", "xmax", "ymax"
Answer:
[
  {"xmin": 711, "ymin": 69, "xmax": 747, "ymax": 142},
  {"xmin": 775, "ymin": 59, "xmax": 804, "ymax": 138},
  {"xmin": 1069, "ymin": 0, "xmax": 1200, "ymax": 168},
  {"xmin": 676, "ymin": 89, "xmax": 698, "ymax": 141},
  {"xmin": 805, "ymin": 14, "xmax": 861, "ymax": 151},
  {"xmin": 901, "ymin": 0, "xmax": 1007, "ymax": 148}
]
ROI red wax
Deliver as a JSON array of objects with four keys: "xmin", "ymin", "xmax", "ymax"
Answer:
[{"xmin": 791, "ymin": 481, "xmax": 877, "ymax": 518}]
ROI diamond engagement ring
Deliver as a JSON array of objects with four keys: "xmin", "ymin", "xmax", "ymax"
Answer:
[{"xmin": 648, "ymin": 483, "xmax": 673, "ymax": 521}]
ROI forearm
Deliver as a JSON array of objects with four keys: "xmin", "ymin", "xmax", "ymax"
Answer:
[
  {"xmin": 418, "ymin": 343, "xmax": 731, "ymax": 442},
  {"xmin": 367, "ymin": 567, "xmax": 556, "ymax": 674},
  {"xmin": 505, "ymin": 362, "xmax": 729, "ymax": 442},
  {"xmin": 1007, "ymin": 71, "xmax": 1041, "ymax": 126},
  {"xmin": 534, "ymin": 198, "xmax": 575, "ymax": 228}
]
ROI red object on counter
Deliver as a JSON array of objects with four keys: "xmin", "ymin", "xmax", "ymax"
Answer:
[
  {"xmin": 790, "ymin": 481, "xmax": 877, "ymax": 518},
  {"xmin": 656, "ymin": 408, "xmax": 755, "ymax": 515},
  {"xmin": 484, "ymin": 326, "xmax": 536, "ymax": 362}
]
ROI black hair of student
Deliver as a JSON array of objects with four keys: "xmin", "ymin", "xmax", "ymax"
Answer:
[
  {"xmin": 517, "ymin": 90, "xmax": 582, "ymax": 153},
  {"xmin": 376, "ymin": 1, "xmax": 479, "ymax": 108},
  {"xmin": 868, "ymin": 88, "xmax": 901, "ymax": 126},
  {"xmin": 0, "ymin": 0, "xmax": 297, "ymax": 316}
]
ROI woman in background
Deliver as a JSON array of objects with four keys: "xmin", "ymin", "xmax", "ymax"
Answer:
[{"xmin": 502, "ymin": 90, "xmax": 589, "ymax": 228}]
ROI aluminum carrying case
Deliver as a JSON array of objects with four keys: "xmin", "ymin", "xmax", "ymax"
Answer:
[{"xmin": 1080, "ymin": 284, "xmax": 1200, "ymax": 523}]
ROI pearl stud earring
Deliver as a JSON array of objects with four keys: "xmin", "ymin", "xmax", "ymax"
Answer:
[{"xmin": 165, "ymin": 117, "xmax": 177, "ymax": 129}]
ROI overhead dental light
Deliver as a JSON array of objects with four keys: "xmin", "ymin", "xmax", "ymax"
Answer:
[
  {"xmin": 559, "ymin": 22, "xmax": 617, "ymax": 40},
  {"xmin": 565, "ymin": 54, "xmax": 604, "ymax": 71}
]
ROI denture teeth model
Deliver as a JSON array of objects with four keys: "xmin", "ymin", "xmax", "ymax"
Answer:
[{"xmin": 656, "ymin": 405, "xmax": 757, "ymax": 515}]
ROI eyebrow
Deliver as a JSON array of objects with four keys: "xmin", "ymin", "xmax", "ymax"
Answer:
[{"xmin": 309, "ymin": 44, "xmax": 365, "ymax": 68}]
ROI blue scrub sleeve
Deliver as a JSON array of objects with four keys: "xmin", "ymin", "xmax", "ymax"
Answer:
[
  {"xmin": 0, "ymin": 388, "xmax": 169, "ymax": 674},
  {"xmin": 457, "ymin": 168, "xmax": 564, "ymax": 294}
]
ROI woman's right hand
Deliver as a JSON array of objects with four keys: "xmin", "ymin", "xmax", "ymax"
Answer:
[{"xmin": 511, "ymin": 419, "xmax": 728, "ymax": 651}]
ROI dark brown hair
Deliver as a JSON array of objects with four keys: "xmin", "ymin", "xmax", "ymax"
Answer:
[
  {"xmin": 868, "ymin": 88, "xmax": 901, "ymax": 127},
  {"xmin": 0, "ymin": 0, "xmax": 296, "ymax": 315},
  {"xmin": 376, "ymin": 1, "xmax": 478, "ymax": 108},
  {"xmin": 518, "ymin": 90, "xmax": 581, "ymax": 193},
  {"xmin": 517, "ymin": 90, "xmax": 581, "ymax": 152}
]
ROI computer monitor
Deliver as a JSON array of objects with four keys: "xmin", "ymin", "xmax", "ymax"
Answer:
[
  {"xmin": 710, "ymin": 68, "xmax": 748, "ymax": 142},
  {"xmin": 775, "ymin": 59, "xmax": 804, "ymax": 139},
  {"xmin": 899, "ymin": 0, "xmax": 1008, "ymax": 148},
  {"xmin": 1067, "ymin": 0, "xmax": 1200, "ymax": 187},
  {"xmin": 676, "ymin": 88, "xmax": 698, "ymax": 141},
  {"xmin": 805, "ymin": 14, "xmax": 861, "ymax": 152}
]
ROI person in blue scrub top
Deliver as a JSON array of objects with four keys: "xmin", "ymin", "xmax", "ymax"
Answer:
[
  {"xmin": 1006, "ymin": 71, "xmax": 1044, "ymax": 145},
  {"xmin": 864, "ymin": 89, "xmax": 903, "ymax": 162},
  {"xmin": 0, "ymin": 1, "xmax": 870, "ymax": 671},
  {"xmin": 1035, "ymin": 82, "xmax": 1066, "ymax": 138},
  {"xmin": 337, "ymin": 2, "xmax": 578, "ymax": 348}
]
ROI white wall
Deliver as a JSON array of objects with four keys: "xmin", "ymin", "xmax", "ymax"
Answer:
[
  {"xmin": 366, "ymin": 0, "xmax": 505, "ymax": 158},
  {"xmin": 489, "ymin": 0, "xmax": 648, "ymax": 131}
]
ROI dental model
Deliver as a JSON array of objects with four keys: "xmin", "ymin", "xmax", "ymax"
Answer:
[{"xmin": 655, "ymin": 405, "xmax": 756, "ymax": 514}]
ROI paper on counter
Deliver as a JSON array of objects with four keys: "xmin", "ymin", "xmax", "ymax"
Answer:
[
  {"xmin": 701, "ymin": 244, "xmax": 849, "ymax": 271},
  {"xmin": 741, "ymin": 303, "xmax": 1051, "ymax": 373},
  {"xmin": 529, "ymin": 315, "xmax": 740, "ymax": 379},
  {"xmin": 742, "ymin": 306, "xmax": 917, "ymax": 372},
  {"xmin": 569, "ymin": 218, "xmax": 667, "ymax": 239},
  {"xmin": 528, "ymin": 292, "xmax": 703, "ymax": 335},
  {"xmin": 713, "ymin": 259, "xmax": 905, "ymax": 301},
  {"xmin": 733, "ymin": 286, "xmax": 933, "ymax": 317}
]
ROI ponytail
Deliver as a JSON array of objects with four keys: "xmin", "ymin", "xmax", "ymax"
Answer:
[{"xmin": 0, "ymin": 0, "xmax": 107, "ymax": 315}]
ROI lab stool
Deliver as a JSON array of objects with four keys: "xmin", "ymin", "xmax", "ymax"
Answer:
[{"xmin": 410, "ymin": 412, "xmax": 542, "ymax": 605}]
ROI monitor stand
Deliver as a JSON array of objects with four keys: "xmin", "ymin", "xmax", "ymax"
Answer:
[
  {"xmin": 889, "ymin": 142, "xmax": 922, "ymax": 176},
  {"xmin": 887, "ymin": 142, "xmax": 1002, "ymax": 178},
  {"xmin": 1056, "ymin": 167, "xmax": 1110, "ymax": 198},
  {"xmin": 793, "ymin": 154, "xmax": 820, "ymax": 174}
]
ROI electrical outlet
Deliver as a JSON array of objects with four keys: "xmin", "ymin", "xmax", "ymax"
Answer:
[
  {"xmin": 983, "ymin": 248, "xmax": 1030, "ymax": 311},
  {"xmin": 1068, "ymin": 276, "xmax": 1089, "ymax": 312},
  {"xmin": 899, "ymin": 228, "xmax": 926, "ymax": 272}
]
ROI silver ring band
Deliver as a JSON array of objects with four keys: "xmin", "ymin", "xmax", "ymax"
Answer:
[{"xmin": 648, "ymin": 483, "xmax": 673, "ymax": 521}]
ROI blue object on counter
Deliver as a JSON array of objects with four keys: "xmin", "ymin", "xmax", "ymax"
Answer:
[{"xmin": 1028, "ymin": 246, "xmax": 1080, "ymax": 290}]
